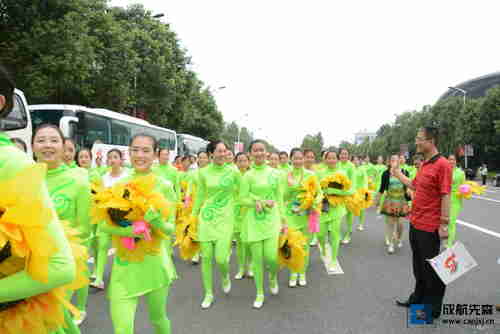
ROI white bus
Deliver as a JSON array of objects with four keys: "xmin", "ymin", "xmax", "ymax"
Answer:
[
  {"xmin": 177, "ymin": 133, "xmax": 209, "ymax": 156},
  {"xmin": 29, "ymin": 105, "xmax": 178, "ymax": 163},
  {"xmin": 2, "ymin": 89, "xmax": 32, "ymax": 155}
]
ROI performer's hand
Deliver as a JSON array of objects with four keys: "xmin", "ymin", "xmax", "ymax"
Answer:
[
  {"xmin": 438, "ymin": 224, "xmax": 448, "ymax": 239},
  {"xmin": 280, "ymin": 224, "xmax": 288, "ymax": 234},
  {"xmin": 256, "ymin": 200, "xmax": 263, "ymax": 213},
  {"xmin": 265, "ymin": 200, "xmax": 275, "ymax": 208}
]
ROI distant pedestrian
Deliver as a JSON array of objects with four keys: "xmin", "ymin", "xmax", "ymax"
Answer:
[{"xmin": 479, "ymin": 164, "xmax": 488, "ymax": 185}]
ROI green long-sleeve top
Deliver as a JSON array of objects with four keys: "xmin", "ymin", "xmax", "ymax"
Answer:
[
  {"xmin": 239, "ymin": 163, "xmax": 284, "ymax": 242},
  {"xmin": 0, "ymin": 133, "xmax": 75, "ymax": 304},
  {"xmin": 46, "ymin": 163, "xmax": 92, "ymax": 242},
  {"xmin": 278, "ymin": 163, "xmax": 292, "ymax": 173},
  {"xmin": 101, "ymin": 170, "xmax": 177, "ymax": 300},
  {"xmin": 451, "ymin": 167, "xmax": 466, "ymax": 210},
  {"xmin": 408, "ymin": 165, "xmax": 418, "ymax": 180},
  {"xmin": 154, "ymin": 163, "xmax": 181, "ymax": 201},
  {"xmin": 233, "ymin": 168, "xmax": 249, "ymax": 234},
  {"xmin": 338, "ymin": 161, "xmax": 357, "ymax": 195},
  {"xmin": 374, "ymin": 164, "xmax": 387, "ymax": 186},
  {"xmin": 282, "ymin": 167, "xmax": 323, "ymax": 230},
  {"xmin": 363, "ymin": 163, "xmax": 377, "ymax": 180},
  {"xmin": 316, "ymin": 166, "xmax": 349, "ymax": 221},
  {"xmin": 192, "ymin": 163, "xmax": 241, "ymax": 242},
  {"xmin": 354, "ymin": 165, "xmax": 368, "ymax": 190}
]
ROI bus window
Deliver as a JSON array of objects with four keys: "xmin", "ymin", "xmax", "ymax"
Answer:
[
  {"xmin": 31, "ymin": 109, "xmax": 63, "ymax": 130},
  {"xmin": 111, "ymin": 119, "xmax": 131, "ymax": 146},
  {"xmin": 83, "ymin": 114, "xmax": 110, "ymax": 147},
  {"xmin": 0, "ymin": 95, "xmax": 27, "ymax": 131}
]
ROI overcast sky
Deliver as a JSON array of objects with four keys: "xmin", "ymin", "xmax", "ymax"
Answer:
[{"xmin": 111, "ymin": 0, "xmax": 499, "ymax": 151}]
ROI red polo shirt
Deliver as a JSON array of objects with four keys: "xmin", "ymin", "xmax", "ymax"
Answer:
[{"xmin": 410, "ymin": 154, "xmax": 452, "ymax": 232}]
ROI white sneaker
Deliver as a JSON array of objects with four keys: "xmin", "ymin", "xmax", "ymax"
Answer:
[
  {"xmin": 253, "ymin": 295, "xmax": 264, "ymax": 309},
  {"xmin": 341, "ymin": 236, "xmax": 351, "ymax": 245},
  {"xmin": 74, "ymin": 311, "xmax": 87, "ymax": 326},
  {"xmin": 270, "ymin": 278, "xmax": 279, "ymax": 295},
  {"xmin": 247, "ymin": 270, "xmax": 254, "ymax": 278},
  {"xmin": 87, "ymin": 257, "xmax": 94, "ymax": 264},
  {"xmin": 222, "ymin": 276, "xmax": 231, "ymax": 294},
  {"xmin": 388, "ymin": 244, "xmax": 395, "ymax": 254},
  {"xmin": 108, "ymin": 248, "xmax": 116, "ymax": 256},
  {"xmin": 235, "ymin": 271, "xmax": 245, "ymax": 280},
  {"xmin": 191, "ymin": 253, "xmax": 200, "ymax": 265},
  {"xmin": 289, "ymin": 274, "xmax": 298, "ymax": 287},
  {"xmin": 385, "ymin": 238, "xmax": 390, "ymax": 246},
  {"xmin": 357, "ymin": 225, "xmax": 364, "ymax": 231},
  {"xmin": 310, "ymin": 238, "xmax": 318, "ymax": 246},
  {"xmin": 90, "ymin": 280, "xmax": 105, "ymax": 290},
  {"xmin": 201, "ymin": 295, "xmax": 214, "ymax": 309},
  {"xmin": 298, "ymin": 274, "xmax": 307, "ymax": 287},
  {"xmin": 397, "ymin": 240, "xmax": 403, "ymax": 248}
]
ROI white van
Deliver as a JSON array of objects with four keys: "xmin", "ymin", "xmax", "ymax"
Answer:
[{"xmin": 2, "ymin": 89, "xmax": 32, "ymax": 155}]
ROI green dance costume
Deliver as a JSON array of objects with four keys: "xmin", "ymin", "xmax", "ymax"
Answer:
[
  {"xmin": 0, "ymin": 133, "xmax": 76, "ymax": 334},
  {"xmin": 240, "ymin": 163, "xmax": 284, "ymax": 305},
  {"xmin": 354, "ymin": 165, "xmax": 368, "ymax": 229},
  {"xmin": 46, "ymin": 163, "xmax": 92, "ymax": 330},
  {"xmin": 234, "ymin": 168, "xmax": 251, "ymax": 279},
  {"xmin": 283, "ymin": 167, "xmax": 322, "ymax": 283},
  {"xmin": 338, "ymin": 160, "xmax": 357, "ymax": 242},
  {"xmin": 101, "ymin": 171, "xmax": 177, "ymax": 334},
  {"xmin": 449, "ymin": 167, "xmax": 465, "ymax": 248},
  {"xmin": 154, "ymin": 163, "xmax": 181, "ymax": 201},
  {"xmin": 316, "ymin": 166, "xmax": 350, "ymax": 265},
  {"xmin": 191, "ymin": 163, "xmax": 241, "ymax": 307}
]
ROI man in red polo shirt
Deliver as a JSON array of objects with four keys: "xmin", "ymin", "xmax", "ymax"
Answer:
[{"xmin": 392, "ymin": 126, "xmax": 451, "ymax": 320}]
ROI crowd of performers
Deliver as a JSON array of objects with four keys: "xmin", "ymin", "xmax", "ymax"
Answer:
[{"xmin": 1, "ymin": 65, "xmax": 488, "ymax": 334}]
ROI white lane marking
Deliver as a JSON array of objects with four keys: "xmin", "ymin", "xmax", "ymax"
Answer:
[
  {"xmin": 457, "ymin": 219, "xmax": 500, "ymax": 239},
  {"xmin": 472, "ymin": 195, "xmax": 500, "ymax": 204}
]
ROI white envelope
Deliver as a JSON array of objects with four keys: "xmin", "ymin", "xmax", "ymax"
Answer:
[{"xmin": 427, "ymin": 241, "xmax": 478, "ymax": 285}]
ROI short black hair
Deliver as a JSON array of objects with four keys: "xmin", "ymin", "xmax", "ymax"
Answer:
[
  {"xmin": 249, "ymin": 139, "xmax": 266, "ymax": 152},
  {"xmin": 32, "ymin": 124, "xmax": 65, "ymax": 144},
  {"xmin": 324, "ymin": 150, "xmax": 337, "ymax": 159},
  {"xmin": 235, "ymin": 152, "xmax": 248, "ymax": 162},
  {"xmin": 130, "ymin": 133, "xmax": 158, "ymax": 151},
  {"xmin": 279, "ymin": 151, "xmax": 288, "ymax": 158},
  {"xmin": 303, "ymin": 149, "xmax": 315, "ymax": 157},
  {"xmin": 158, "ymin": 147, "xmax": 170, "ymax": 155},
  {"xmin": 206, "ymin": 140, "xmax": 226, "ymax": 154},
  {"xmin": 10, "ymin": 137, "xmax": 27, "ymax": 152},
  {"xmin": 420, "ymin": 126, "xmax": 439, "ymax": 146},
  {"xmin": 290, "ymin": 148, "xmax": 303, "ymax": 159},
  {"xmin": 0, "ymin": 65, "xmax": 15, "ymax": 118},
  {"xmin": 107, "ymin": 148, "xmax": 123, "ymax": 159},
  {"xmin": 76, "ymin": 148, "xmax": 93, "ymax": 166}
]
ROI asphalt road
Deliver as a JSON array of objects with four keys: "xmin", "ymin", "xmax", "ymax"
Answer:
[{"xmin": 81, "ymin": 185, "xmax": 500, "ymax": 334}]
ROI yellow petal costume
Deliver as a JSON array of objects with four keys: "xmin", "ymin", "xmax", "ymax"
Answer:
[
  {"xmin": 92, "ymin": 174, "xmax": 170, "ymax": 263},
  {"xmin": 0, "ymin": 164, "xmax": 88, "ymax": 334},
  {"xmin": 277, "ymin": 228, "xmax": 307, "ymax": 273},
  {"xmin": 174, "ymin": 216, "xmax": 200, "ymax": 261}
]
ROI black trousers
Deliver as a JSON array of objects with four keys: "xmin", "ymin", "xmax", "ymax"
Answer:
[
  {"xmin": 408, "ymin": 225, "xmax": 446, "ymax": 317},
  {"xmin": 482, "ymin": 175, "xmax": 487, "ymax": 185}
]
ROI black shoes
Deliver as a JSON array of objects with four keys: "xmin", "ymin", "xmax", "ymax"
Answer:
[{"xmin": 395, "ymin": 298, "xmax": 411, "ymax": 308}]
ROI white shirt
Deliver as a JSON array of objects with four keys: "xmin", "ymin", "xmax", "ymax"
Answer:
[{"xmin": 103, "ymin": 169, "xmax": 130, "ymax": 188}]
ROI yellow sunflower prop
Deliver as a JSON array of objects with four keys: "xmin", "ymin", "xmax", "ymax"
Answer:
[
  {"xmin": 92, "ymin": 174, "xmax": 170, "ymax": 263},
  {"xmin": 0, "ymin": 164, "xmax": 88, "ymax": 334},
  {"xmin": 297, "ymin": 175, "xmax": 321, "ymax": 212},
  {"xmin": 278, "ymin": 228, "xmax": 307, "ymax": 272},
  {"xmin": 457, "ymin": 181, "xmax": 486, "ymax": 200},
  {"xmin": 174, "ymin": 215, "xmax": 199, "ymax": 261},
  {"xmin": 368, "ymin": 177, "xmax": 376, "ymax": 192},
  {"xmin": 320, "ymin": 173, "xmax": 352, "ymax": 207},
  {"xmin": 345, "ymin": 192, "xmax": 363, "ymax": 216},
  {"xmin": 357, "ymin": 188, "xmax": 374, "ymax": 209}
]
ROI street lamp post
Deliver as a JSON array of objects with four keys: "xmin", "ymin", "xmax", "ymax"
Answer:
[{"xmin": 449, "ymin": 86, "xmax": 468, "ymax": 168}]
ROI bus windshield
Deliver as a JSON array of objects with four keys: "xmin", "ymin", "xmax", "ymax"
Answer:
[
  {"xmin": 31, "ymin": 109, "xmax": 64, "ymax": 130},
  {"xmin": 0, "ymin": 94, "xmax": 28, "ymax": 131}
]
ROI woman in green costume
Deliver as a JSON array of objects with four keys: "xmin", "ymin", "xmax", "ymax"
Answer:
[
  {"xmin": 63, "ymin": 138, "xmax": 78, "ymax": 168},
  {"xmin": 32, "ymin": 124, "xmax": 91, "ymax": 330},
  {"xmin": 375, "ymin": 154, "xmax": 410, "ymax": 254},
  {"xmin": 100, "ymin": 134, "xmax": 177, "ymax": 334},
  {"xmin": 186, "ymin": 151, "xmax": 210, "ymax": 265},
  {"xmin": 338, "ymin": 148, "xmax": 357, "ymax": 244},
  {"xmin": 0, "ymin": 67, "xmax": 76, "ymax": 334},
  {"xmin": 240, "ymin": 140, "xmax": 286, "ymax": 308},
  {"xmin": 154, "ymin": 148, "xmax": 181, "ymax": 201},
  {"xmin": 304, "ymin": 149, "xmax": 319, "ymax": 246},
  {"xmin": 352, "ymin": 156, "xmax": 369, "ymax": 232},
  {"xmin": 234, "ymin": 152, "xmax": 252, "ymax": 279},
  {"xmin": 316, "ymin": 151, "xmax": 351, "ymax": 271},
  {"xmin": 191, "ymin": 140, "xmax": 241, "ymax": 309},
  {"xmin": 268, "ymin": 152, "xmax": 280, "ymax": 170},
  {"xmin": 278, "ymin": 151, "xmax": 292, "ymax": 172},
  {"xmin": 283, "ymin": 148, "xmax": 322, "ymax": 287},
  {"xmin": 447, "ymin": 154, "xmax": 465, "ymax": 248},
  {"xmin": 90, "ymin": 149, "xmax": 130, "ymax": 290}
]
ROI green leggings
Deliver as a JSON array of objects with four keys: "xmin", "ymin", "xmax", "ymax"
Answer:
[
  {"xmin": 93, "ymin": 232, "xmax": 111, "ymax": 283},
  {"xmin": 201, "ymin": 239, "xmax": 231, "ymax": 296},
  {"xmin": 249, "ymin": 236, "xmax": 279, "ymax": 296},
  {"xmin": 448, "ymin": 204, "xmax": 461, "ymax": 248},
  {"xmin": 290, "ymin": 228, "xmax": 311, "ymax": 275},
  {"xmin": 358, "ymin": 209, "xmax": 366, "ymax": 227},
  {"xmin": 110, "ymin": 286, "xmax": 171, "ymax": 334},
  {"xmin": 343, "ymin": 212, "xmax": 353, "ymax": 239},
  {"xmin": 234, "ymin": 232, "xmax": 251, "ymax": 273},
  {"xmin": 318, "ymin": 217, "xmax": 342, "ymax": 264}
]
